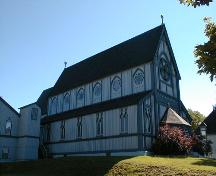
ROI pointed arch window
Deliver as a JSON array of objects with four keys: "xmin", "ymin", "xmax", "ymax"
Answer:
[
  {"xmin": 50, "ymin": 97, "xmax": 57, "ymax": 115},
  {"xmin": 120, "ymin": 108, "xmax": 128, "ymax": 133},
  {"xmin": 76, "ymin": 88, "xmax": 85, "ymax": 107},
  {"xmin": 63, "ymin": 93, "xmax": 70, "ymax": 111},
  {"xmin": 77, "ymin": 117, "xmax": 82, "ymax": 138},
  {"xmin": 60, "ymin": 120, "xmax": 65, "ymax": 140},
  {"xmin": 93, "ymin": 82, "xmax": 102, "ymax": 102},
  {"xmin": 5, "ymin": 120, "xmax": 12, "ymax": 135},
  {"xmin": 133, "ymin": 68, "xmax": 145, "ymax": 86},
  {"xmin": 96, "ymin": 113, "xmax": 103, "ymax": 136}
]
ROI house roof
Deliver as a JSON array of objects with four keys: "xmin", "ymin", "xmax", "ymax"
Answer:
[
  {"xmin": 37, "ymin": 87, "xmax": 53, "ymax": 115},
  {"xmin": 50, "ymin": 25, "xmax": 165, "ymax": 96},
  {"xmin": 41, "ymin": 91, "xmax": 151, "ymax": 124},
  {"xmin": 202, "ymin": 109, "xmax": 216, "ymax": 134},
  {"xmin": 161, "ymin": 108, "xmax": 191, "ymax": 126},
  {"xmin": 0, "ymin": 97, "xmax": 19, "ymax": 116}
]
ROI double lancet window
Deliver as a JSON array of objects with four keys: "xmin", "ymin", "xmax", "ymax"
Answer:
[
  {"xmin": 96, "ymin": 113, "xmax": 103, "ymax": 136},
  {"xmin": 143, "ymin": 104, "xmax": 151, "ymax": 133},
  {"xmin": 60, "ymin": 120, "xmax": 65, "ymax": 139},
  {"xmin": 77, "ymin": 117, "xmax": 82, "ymax": 138},
  {"xmin": 120, "ymin": 108, "xmax": 128, "ymax": 133}
]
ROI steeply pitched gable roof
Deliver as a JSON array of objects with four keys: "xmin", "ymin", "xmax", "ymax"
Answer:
[
  {"xmin": 0, "ymin": 97, "xmax": 19, "ymax": 116},
  {"xmin": 161, "ymin": 108, "xmax": 191, "ymax": 126},
  {"xmin": 203, "ymin": 109, "xmax": 216, "ymax": 134},
  {"xmin": 37, "ymin": 87, "xmax": 53, "ymax": 115},
  {"xmin": 50, "ymin": 25, "xmax": 165, "ymax": 96}
]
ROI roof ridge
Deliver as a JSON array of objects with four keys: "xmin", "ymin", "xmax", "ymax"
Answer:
[
  {"xmin": 51, "ymin": 24, "xmax": 165, "ymax": 96},
  {"xmin": 65, "ymin": 25, "xmax": 165, "ymax": 72}
]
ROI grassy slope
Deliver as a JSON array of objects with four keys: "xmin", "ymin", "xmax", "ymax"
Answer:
[
  {"xmin": 107, "ymin": 156, "xmax": 216, "ymax": 176},
  {"xmin": 1, "ymin": 156, "xmax": 216, "ymax": 176}
]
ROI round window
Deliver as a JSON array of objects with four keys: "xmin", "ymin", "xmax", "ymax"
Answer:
[{"xmin": 159, "ymin": 57, "xmax": 170, "ymax": 81}]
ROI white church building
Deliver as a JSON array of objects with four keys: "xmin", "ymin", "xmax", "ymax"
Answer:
[{"xmin": 0, "ymin": 24, "xmax": 192, "ymax": 162}]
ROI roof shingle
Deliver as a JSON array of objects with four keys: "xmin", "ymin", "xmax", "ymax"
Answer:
[{"xmin": 50, "ymin": 25, "xmax": 165, "ymax": 96}]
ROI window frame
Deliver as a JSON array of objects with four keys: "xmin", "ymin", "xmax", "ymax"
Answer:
[
  {"xmin": 2, "ymin": 147, "xmax": 9, "ymax": 160},
  {"xmin": 120, "ymin": 108, "xmax": 128, "ymax": 134},
  {"xmin": 77, "ymin": 117, "xmax": 82, "ymax": 138},
  {"xmin": 60, "ymin": 120, "xmax": 65, "ymax": 140},
  {"xmin": 63, "ymin": 92, "xmax": 70, "ymax": 112},
  {"xmin": 31, "ymin": 108, "xmax": 38, "ymax": 120},
  {"xmin": 96, "ymin": 113, "xmax": 103, "ymax": 136},
  {"xmin": 5, "ymin": 119, "xmax": 12, "ymax": 135}
]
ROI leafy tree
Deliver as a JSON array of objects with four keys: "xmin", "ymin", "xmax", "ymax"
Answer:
[
  {"xmin": 179, "ymin": 0, "xmax": 212, "ymax": 7},
  {"xmin": 194, "ymin": 17, "xmax": 216, "ymax": 82},
  {"xmin": 188, "ymin": 109, "xmax": 205, "ymax": 130}
]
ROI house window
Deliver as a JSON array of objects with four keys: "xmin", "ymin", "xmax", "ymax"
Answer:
[
  {"xmin": 133, "ymin": 69, "xmax": 144, "ymax": 86},
  {"xmin": 96, "ymin": 113, "xmax": 103, "ymax": 136},
  {"xmin": 5, "ymin": 120, "xmax": 12, "ymax": 135},
  {"xmin": 77, "ymin": 117, "xmax": 82, "ymax": 138},
  {"xmin": 93, "ymin": 82, "xmax": 102, "ymax": 100},
  {"xmin": 2, "ymin": 148, "xmax": 9, "ymax": 159},
  {"xmin": 63, "ymin": 93, "xmax": 70, "ymax": 111},
  {"xmin": 31, "ymin": 108, "xmax": 38, "ymax": 120},
  {"xmin": 60, "ymin": 120, "xmax": 65, "ymax": 140},
  {"xmin": 120, "ymin": 108, "xmax": 128, "ymax": 133},
  {"xmin": 111, "ymin": 76, "xmax": 121, "ymax": 92}
]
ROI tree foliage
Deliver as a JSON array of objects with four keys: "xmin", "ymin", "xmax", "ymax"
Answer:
[
  {"xmin": 188, "ymin": 109, "xmax": 205, "ymax": 130},
  {"xmin": 152, "ymin": 125, "xmax": 193, "ymax": 155},
  {"xmin": 192, "ymin": 134, "xmax": 212, "ymax": 155},
  {"xmin": 194, "ymin": 17, "xmax": 216, "ymax": 82},
  {"xmin": 179, "ymin": 0, "xmax": 212, "ymax": 7}
]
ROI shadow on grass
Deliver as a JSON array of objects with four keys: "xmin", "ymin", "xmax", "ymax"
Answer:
[
  {"xmin": 0, "ymin": 156, "xmax": 131, "ymax": 176},
  {"xmin": 191, "ymin": 158, "xmax": 216, "ymax": 167}
]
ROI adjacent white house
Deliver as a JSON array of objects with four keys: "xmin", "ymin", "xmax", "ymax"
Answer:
[
  {"xmin": 0, "ymin": 24, "xmax": 192, "ymax": 162},
  {"xmin": 199, "ymin": 106, "xmax": 216, "ymax": 158},
  {"xmin": 0, "ymin": 97, "xmax": 41, "ymax": 162}
]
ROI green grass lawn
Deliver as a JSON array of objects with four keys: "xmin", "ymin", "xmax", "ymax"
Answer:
[
  {"xmin": 1, "ymin": 156, "xmax": 216, "ymax": 176},
  {"xmin": 107, "ymin": 156, "xmax": 216, "ymax": 176}
]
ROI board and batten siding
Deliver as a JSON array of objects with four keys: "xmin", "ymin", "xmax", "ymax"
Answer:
[
  {"xmin": 49, "ymin": 136, "xmax": 138, "ymax": 155},
  {"xmin": 48, "ymin": 63, "xmax": 152, "ymax": 116},
  {"xmin": 47, "ymin": 105, "xmax": 138, "ymax": 154},
  {"xmin": 156, "ymin": 36, "xmax": 178, "ymax": 98}
]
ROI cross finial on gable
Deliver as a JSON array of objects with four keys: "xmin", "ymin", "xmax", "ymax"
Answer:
[
  {"xmin": 64, "ymin": 61, "xmax": 67, "ymax": 68},
  {"xmin": 161, "ymin": 15, "xmax": 164, "ymax": 24}
]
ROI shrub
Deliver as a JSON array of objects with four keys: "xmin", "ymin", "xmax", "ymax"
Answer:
[
  {"xmin": 192, "ymin": 134, "xmax": 212, "ymax": 156},
  {"xmin": 152, "ymin": 125, "xmax": 193, "ymax": 155}
]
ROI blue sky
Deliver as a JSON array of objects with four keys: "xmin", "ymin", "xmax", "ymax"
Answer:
[{"xmin": 0, "ymin": 0, "xmax": 215, "ymax": 116}]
